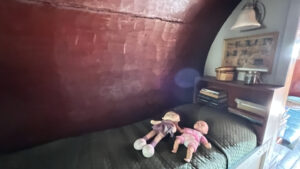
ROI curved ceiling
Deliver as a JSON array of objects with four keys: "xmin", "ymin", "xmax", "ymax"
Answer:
[{"xmin": 0, "ymin": 0, "xmax": 240, "ymax": 151}]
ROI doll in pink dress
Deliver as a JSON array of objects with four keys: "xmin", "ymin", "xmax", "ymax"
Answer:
[{"xmin": 171, "ymin": 120, "xmax": 212, "ymax": 162}]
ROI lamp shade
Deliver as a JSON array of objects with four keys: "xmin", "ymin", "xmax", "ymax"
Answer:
[{"xmin": 231, "ymin": 5, "xmax": 261, "ymax": 31}]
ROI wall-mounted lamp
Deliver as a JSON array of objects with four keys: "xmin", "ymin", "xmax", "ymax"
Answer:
[{"xmin": 231, "ymin": 0, "xmax": 265, "ymax": 31}]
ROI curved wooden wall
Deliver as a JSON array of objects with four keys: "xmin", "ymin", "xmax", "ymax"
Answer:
[{"xmin": 0, "ymin": 0, "xmax": 240, "ymax": 151}]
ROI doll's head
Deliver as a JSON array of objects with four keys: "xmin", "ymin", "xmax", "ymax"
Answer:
[
  {"xmin": 162, "ymin": 111, "xmax": 180, "ymax": 122},
  {"xmin": 194, "ymin": 120, "xmax": 209, "ymax": 135}
]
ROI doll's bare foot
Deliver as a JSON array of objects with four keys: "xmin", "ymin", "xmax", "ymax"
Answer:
[
  {"xmin": 184, "ymin": 158, "xmax": 191, "ymax": 163},
  {"xmin": 204, "ymin": 143, "xmax": 212, "ymax": 149},
  {"xmin": 171, "ymin": 149, "xmax": 177, "ymax": 153}
]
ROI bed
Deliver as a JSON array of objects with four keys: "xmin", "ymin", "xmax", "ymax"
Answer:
[{"xmin": 0, "ymin": 104, "xmax": 257, "ymax": 169}]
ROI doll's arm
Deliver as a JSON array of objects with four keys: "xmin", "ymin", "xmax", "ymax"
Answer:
[
  {"xmin": 201, "ymin": 136, "xmax": 212, "ymax": 149},
  {"xmin": 150, "ymin": 120, "xmax": 162, "ymax": 125},
  {"xmin": 171, "ymin": 126, "xmax": 177, "ymax": 133},
  {"xmin": 175, "ymin": 123, "xmax": 184, "ymax": 133},
  {"xmin": 204, "ymin": 142, "xmax": 212, "ymax": 149}
]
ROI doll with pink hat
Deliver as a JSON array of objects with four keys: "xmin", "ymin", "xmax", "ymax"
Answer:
[
  {"xmin": 172, "ymin": 120, "xmax": 212, "ymax": 162},
  {"xmin": 133, "ymin": 111, "xmax": 180, "ymax": 158}
]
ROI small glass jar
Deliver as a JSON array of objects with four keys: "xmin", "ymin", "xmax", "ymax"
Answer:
[{"xmin": 244, "ymin": 71, "xmax": 261, "ymax": 85}]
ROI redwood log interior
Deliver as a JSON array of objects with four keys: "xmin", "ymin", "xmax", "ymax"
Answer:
[{"xmin": 0, "ymin": 0, "xmax": 240, "ymax": 152}]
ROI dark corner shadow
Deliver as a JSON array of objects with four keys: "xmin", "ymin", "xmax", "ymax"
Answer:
[{"xmin": 162, "ymin": 0, "xmax": 241, "ymax": 107}]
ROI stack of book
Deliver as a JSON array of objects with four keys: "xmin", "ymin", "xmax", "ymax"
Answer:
[
  {"xmin": 228, "ymin": 107, "xmax": 263, "ymax": 125},
  {"xmin": 196, "ymin": 88, "xmax": 228, "ymax": 109}
]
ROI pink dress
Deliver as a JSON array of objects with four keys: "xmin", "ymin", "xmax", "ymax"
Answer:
[{"xmin": 176, "ymin": 128, "xmax": 208, "ymax": 152}]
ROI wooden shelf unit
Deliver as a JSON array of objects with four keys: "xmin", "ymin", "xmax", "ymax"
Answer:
[{"xmin": 194, "ymin": 76, "xmax": 285, "ymax": 145}]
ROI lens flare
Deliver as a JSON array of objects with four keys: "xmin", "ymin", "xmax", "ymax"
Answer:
[{"xmin": 174, "ymin": 68, "xmax": 199, "ymax": 88}]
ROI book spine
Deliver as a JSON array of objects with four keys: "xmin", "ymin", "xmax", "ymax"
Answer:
[
  {"xmin": 199, "ymin": 90, "xmax": 219, "ymax": 99},
  {"xmin": 197, "ymin": 94, "xmax": 227, "ymax": 103},
  {"xmin": 208, "ymin": 101, "xmax": 227, "ymax": 107},
  {"xmin": 228, "ymin": 107, "xmax": 263, "ymax": 125},
  {"xmin": 235, "ymin": 98, "xmax": 267, "ymax": 117},
  {"xmin": 199, "ymin": 91, "xmax": 226, "ymax": 99},
  {"xmin": 196, "ymin": 99, "xmax": 228, "ymax": 107},
  {"xmin": 196, "ymin": 98, "xmax": 227, "ymax": 109},
  {"xmin": 196, "ymin": 98, "xmax": 209, "ymax": 103},
  {"xmin": 201, "ymin": 88, "xmax": 220, "ymax": 95}
]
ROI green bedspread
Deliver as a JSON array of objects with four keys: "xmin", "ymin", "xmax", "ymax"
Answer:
[
  {"xmin": 0, "ymin": 104, "xmax": 257, "ymax": 169},
  {"xmin": 173, "ymin": 104, "xmax": 257, "ymax": 168}
]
